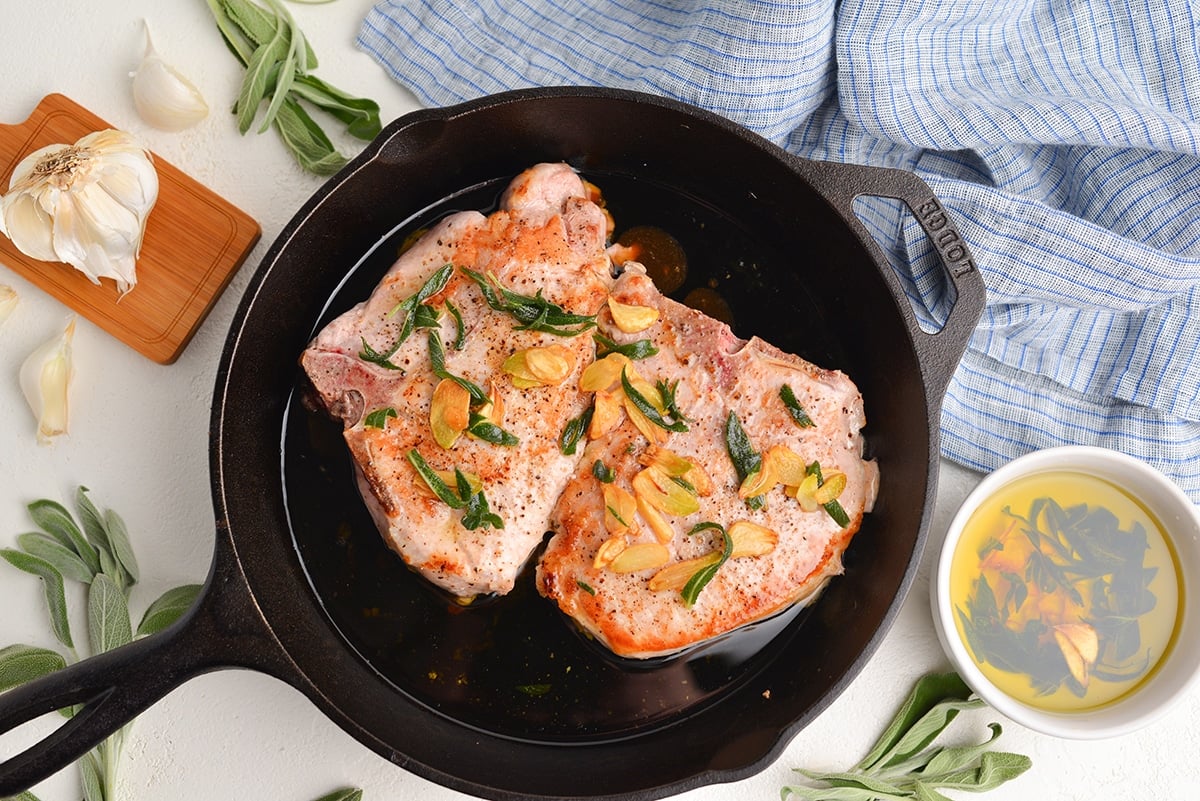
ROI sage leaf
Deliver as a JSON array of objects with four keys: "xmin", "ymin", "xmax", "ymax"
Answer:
[
  {"xmin": 275, "ymin": 98, "xmax": 348, "ymax": 176},
  {"xmin": 311, "ymin": 790, "xmax": 363, "ymax": 801},
  {"xmin": 856, "ymin": 672, "xmax": 973, "ymax": 771},
  {"xmin": 291, "ymin": 75, "xmax": 382, "ymax": 141},
  {"xmin": 75, "ymin": 487, "xmax": 113, "ymax": 557},
  {"xmin": 912, "ymin": 782, "xmax": 955, "ymax": 801},
  {"xmin": 236, "ymin": 20, "xmax": 289, "ymax": 133},
  {"xmin": 620, "ymin": 369, "xmax": 688, "ymax": 433},
  {"xmin": 88, "ymin": 574, "xmax": 133, "ymax": 657},
  {"xmin": 786, "ymin": 673, "xmax": 1031, "ymax": 801},
  {"xmin": 17, "ymin": 531, "xmax": 95, "ymax": 584},
  {"xmin": 0, "ymin": 644, "xmax": 67, "ymax": 692},
  {"xmin": 680, "ymin": 522, "xmax": 731, "ymax": 607},
  {"xmin": 101, "ymin": 507, "xmax": 140, "ymax": 587},
  {"xmin": 205, "ymin": 0, "xmax": 379, "ymax": 174},
  {"xmin": 723, "ymin": 411, "xmax": 764, "ymax": 511},
  {"xmin": 559, "ymin": 404, "xmax": 593, "ymax": 455},
  {"xmin": 920, "ymin": 721, "xmax": 1003, "ymax": 776},
  {"xmin": 1, "ymin": 549, "xmax": 73, "ymax": 649},
  {"xmin": 28, "ymin": 498, "xmax": 100, "ymax": 574},
  {"xmin": 780, "ymin": 785, "xmax": 910, "ymax": 801},
  {"xmin": 878, "ymin": 697, "xmax": 983, "ymax": 772},
  {"xmin": 795, "ymin": 770, "xmax": 908, "ymax": 796},
  {"xmin": 4, "ymin": 791, "xmax": 44, "ymax": 801},
  {"xmin": 137, "ymin": 584, "xmax": 203, "ymax": 637},
  {"xmin": 80, "ymin": 751, "xmax": 104, "ymax": 801}
]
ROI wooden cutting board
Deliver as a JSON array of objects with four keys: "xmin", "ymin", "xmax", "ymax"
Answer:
[{"xmin": 0, "ymin": 94, "xmax": 260, "ymax": 364}]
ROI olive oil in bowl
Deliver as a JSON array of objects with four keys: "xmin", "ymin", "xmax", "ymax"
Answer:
[{"xmin": 949, "ymin": 469, "xmax": 1182, "ymax": 712}]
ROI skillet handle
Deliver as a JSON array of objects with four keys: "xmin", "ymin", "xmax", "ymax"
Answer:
[
  {"xmin": 793, "ymin": 159, "xmax": 986, "ymax": 401},
  {"xmin": 0, "ymin": 562, "xmax": 291, "ymax": 797}
]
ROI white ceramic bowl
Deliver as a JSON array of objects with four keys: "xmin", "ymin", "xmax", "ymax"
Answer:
[{"xmin": 931, "ymin": 445, "xmax": 1200, "ymax": 738}]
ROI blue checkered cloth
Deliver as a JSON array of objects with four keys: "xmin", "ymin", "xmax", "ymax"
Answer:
[{"xmin": 357, "ymin": 0, "xmax": 1200, "ymax": 501}]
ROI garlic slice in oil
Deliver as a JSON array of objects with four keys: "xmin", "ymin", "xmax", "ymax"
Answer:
[
  {"xmin": 21, "ymin": 317, "xmax": 76, "ymax": 444},
  {"xmin": 130, "ymin": 21, "xmax": 209, "ymax": 131},
  {"xmin": 0, "ymin": 129, "xmax": 158, "ymax": 294},
  {"xmin": 0, "ymin": 284, "xmax": 16, "ymax": 326}
]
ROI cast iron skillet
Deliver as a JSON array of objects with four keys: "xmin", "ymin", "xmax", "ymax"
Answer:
[{"xmin": 0, "ymin": 87, "xmax": 985, "ymax": 800}]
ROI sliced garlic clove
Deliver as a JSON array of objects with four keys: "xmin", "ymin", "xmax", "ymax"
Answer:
[
  {"xmin": 0, "ymin": 284, "xmax": 17, "ymax": 325},
  {"xmin": 20, "ymin": 317, "xmax": 76, "ymax": 444},
  {"xmin": 131, "ymin": 21, "xmax": 209, "ymax": 132}
]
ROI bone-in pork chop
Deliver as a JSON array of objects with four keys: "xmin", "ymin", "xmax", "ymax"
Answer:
[
  {"xmin": 536, "ymin": 264, "xmax": 878, "ymax": 658},
  {"xmin": 301, "ymin": 163, "xmax": 612, "ymax": 597}
]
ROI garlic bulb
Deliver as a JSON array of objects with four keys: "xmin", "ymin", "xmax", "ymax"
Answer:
[
  {"xmin": 21, "ymin": 317, "xmax": 76, "ymax": 444},
  {"xmin": 0, "ymin": 284, "xmax": 16, "ymax": 326},
  {"xmin": 0, "ymin": 129, "xmax": 158, "ymax": 294},
  {"xmin": 130, "ymin": 21, "xmax": 209, "ymax": 131}
]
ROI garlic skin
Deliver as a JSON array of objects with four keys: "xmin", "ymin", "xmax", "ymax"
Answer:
[
  {"xmin": 0, "ymin": 284, "xmax": 16, "ymax": 326},
  {"xmin": 21, "ymin": 317, "xmax": 76, "ymax": 444},
  {"xmin": 0, "ymin": 129, "xmax": 159, "ymax": 294},
  {"xmin": 131, "ymin": 22, "xmax": 209, "ymax": 131}
]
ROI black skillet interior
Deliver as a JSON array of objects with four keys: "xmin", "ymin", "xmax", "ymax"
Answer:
[{"xmin": 218, "ymin": 87, "xmax": 949, "ymax": 800}]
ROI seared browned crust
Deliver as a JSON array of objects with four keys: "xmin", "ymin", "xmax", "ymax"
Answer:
[
  {"xmin": 301, "ymin": 164, "xmax": 613, "ymax": 597},
  {"xmin": 536, "ymin": 266, "xmax": 878, "ymax": 658}
]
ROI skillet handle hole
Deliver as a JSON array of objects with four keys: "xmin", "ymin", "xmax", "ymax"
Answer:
[{"xmin": 851, "ymin": 195, "xmax": 959, "ymax": 336}]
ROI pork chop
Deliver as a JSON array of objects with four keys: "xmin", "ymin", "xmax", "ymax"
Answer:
[
  {"xmin": 536, "ymin": 264, "xmax": 878, "ymax": 658},
  {"xmin": 301, "ymin": 163, "xmax": 612, "ymax": 597}
]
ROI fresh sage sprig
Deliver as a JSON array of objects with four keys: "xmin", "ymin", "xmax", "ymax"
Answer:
[
  {"xmin": 0, "ymin": 487, "xmax": 202, "ymax": 801},
  {"xmin": 783, "ymin": 672, "xmax": 1032, "ymax": 801},
  {"xmin": 205, "ymin": 0, "xmax": 382, "ymax": 175}
]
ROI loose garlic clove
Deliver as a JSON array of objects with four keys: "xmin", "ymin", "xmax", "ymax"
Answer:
[
  {"xmin": 0, "ymin": 284, "xmax": 17, "ymax": 326},
  {"xmin": 130, "ymin": 21, "xmax": 209, "ymax": 132},
  {"xmin": 0, "ymin": 129, "xmax": 158, "ymax": 294},
  {"xmin": 20, "ymin": 317, "xmax": 76, "ymax": 444}
]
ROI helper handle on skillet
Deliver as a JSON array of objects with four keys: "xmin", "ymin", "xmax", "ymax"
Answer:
[
  {"xmin": 793, "ymin": 158, "xmax": 986, "ymax": 400},
  {"xmin": 0, "ymin": 556, "xmax": 287, "ymax": 796}
]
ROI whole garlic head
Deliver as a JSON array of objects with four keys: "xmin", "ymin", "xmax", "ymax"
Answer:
[{"xmin": 0, "ymin": 129, "xmax": 158, "ymax": 294}]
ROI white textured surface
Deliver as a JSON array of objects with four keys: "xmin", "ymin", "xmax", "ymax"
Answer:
[{"xmin": 0, "ymin": 1, "xmax": 1195, "ymax": 799}]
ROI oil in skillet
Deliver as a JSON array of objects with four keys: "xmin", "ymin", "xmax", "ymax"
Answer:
[{"xmin": 950, "ymin": 470, "xmax": 1181, "ymax": 711}]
